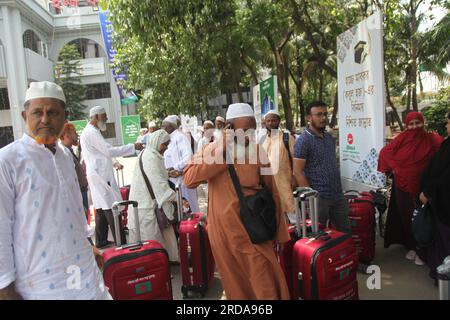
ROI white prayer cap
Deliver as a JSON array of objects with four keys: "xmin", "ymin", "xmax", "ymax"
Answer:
[
  {"xmin": 226, "ymin": 103, "xmax": 255, "ymax": 120},
  {"xmin": 204, "ymin": 120, "xmax": 214, "ymax": 127},
  {"xmin": 24, "ymin": 81, "xmax": 66, "ymax": 104},
  {"xmin": 89, "ymin": 106, "xmax": 107, "ymax": 118},
  {"xmin": 264, "ymin": 110, "xmax": 280, "ymax": 119},
  {"xmin": 163, "ymin": 115, "xmax": 179, "ymax": 127},
  {"xmin": 215, "ymin": 116, "xmax": 225, "ymax": 123},
  {"xmin": 148, "ymin": 121, "xmax": 156, "ymax": 128}
]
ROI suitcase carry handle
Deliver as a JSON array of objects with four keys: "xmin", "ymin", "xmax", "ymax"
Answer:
[
  {"xmin": 112, "ymin": 201, "xmax": 139, "ymax": 246},
  {"xmin": 175, "ymin": 183, "xmax": 183, "ymax": 222}
]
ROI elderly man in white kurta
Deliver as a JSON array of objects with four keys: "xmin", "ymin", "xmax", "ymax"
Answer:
[
  {"xmin": 162, "ymin": 115, "xmax": 200, "ymax": 213},
  {"xmin": 80, "ymin": 106, "xmax": 143, "ymax": 248},
  {"xmin": 0, "ymin": 81, "xmax": 111, "ymax": 300}
]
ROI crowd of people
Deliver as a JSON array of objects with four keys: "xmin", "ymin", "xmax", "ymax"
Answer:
[{"xmin": 0, "ymin": 80, "xmax": 449, "ymax": 300}]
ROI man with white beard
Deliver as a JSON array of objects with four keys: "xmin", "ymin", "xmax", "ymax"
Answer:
[{"xmin": 80, "ymin": 106, "xmax": 144, "ymax": 248}]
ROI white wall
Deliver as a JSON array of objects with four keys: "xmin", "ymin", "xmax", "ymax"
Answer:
[
  {"xmin": 25, "ymin": 48, "xmax": 54, "ymax": 81},
  {"xmin": 0, "ymin": 110, "xmax": 12, "ymax": 127}
]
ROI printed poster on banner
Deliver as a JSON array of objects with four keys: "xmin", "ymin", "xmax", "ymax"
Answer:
[
  {"xmin": 259, "ymin": 76, "xmax": 278, "ymax": 118},
  {"xmin": 337, "ymin": 11, "xmax": 386, "ymax": 188}
]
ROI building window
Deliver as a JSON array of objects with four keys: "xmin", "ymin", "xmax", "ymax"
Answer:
[
  {"xmin": 67, "ymin": 38, "xmax": 102, "ymax": 59},
  {"xmin": 23, "ymin": 30, "xmax": 41, "ymax": 54},
  {"xmin": 86, "ymin": 83, "xmax": 111, "ymax": 100},
  {"xmin": 101, "ymin": 123, "xmax": 116, "ymax": 139},
  {"xmin": 0, "ymin": 88, "xmax": 10, "ymax": 110},
  {"xmin": 0, "ymin": 126, "xmax": 14, "ymax": 149}
]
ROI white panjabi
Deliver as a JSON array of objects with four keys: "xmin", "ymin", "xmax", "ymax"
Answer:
[{"xmin": 24, "ymin": 81, "xmax": 66, "ymax": 104}]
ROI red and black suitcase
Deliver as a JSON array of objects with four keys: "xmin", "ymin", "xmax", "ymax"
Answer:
[
  {"xmin": 291, "ymin": 188, "xmax": 359, "ymax": 300},
  {"xmin": 103, "ymin": 200, "xmax": 173, "ymax": 300},
  {"xmin": 344, "ymin": 190, "xmax": 376, "ymax": 264},
  {"xmin": 176, "ymin": 184, "xmax": 215, "ymax": 298}
]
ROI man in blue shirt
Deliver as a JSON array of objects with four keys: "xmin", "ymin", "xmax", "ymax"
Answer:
[{"xmin": 293, "ymin": 101, "xmax": 351, "ymax": 233}]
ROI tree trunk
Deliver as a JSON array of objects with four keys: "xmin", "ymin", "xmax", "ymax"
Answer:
[
  {"xmin": 411, "ymin": 1, "xmax": 419, "ymax": 111},
  {"xmin": 319, "ymin": 71, "xmax": 324, "ymax": 101},
  {"xmin": 385, "ymin": 71, "xmax": 404, "ymax": 131},
  {"xmin": 330, "ymin": 89, "xmax": 338, "ymax": 128}
]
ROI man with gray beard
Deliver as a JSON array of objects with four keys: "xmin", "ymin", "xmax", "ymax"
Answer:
[{"xmin": 80, "ymin": 106, "xmax": 144, "ymax": 248}]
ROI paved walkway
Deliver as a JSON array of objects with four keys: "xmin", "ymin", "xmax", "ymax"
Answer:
[{"xmin": 93, "ymin": 156, "xmax": 440, "ymax": 300}]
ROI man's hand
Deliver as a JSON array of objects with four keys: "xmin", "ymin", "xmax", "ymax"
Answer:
[
  {"xmin": 291, "ymin": 175, "xmax": 298, "ymax": 189},
  {"xmin": 169, "ymin": 170, "xmax": 182, "ymax": 178},
  {"xmin": 113, "ymin": 162, "xmax": 124, "ymax": 170},
  {"xmin": 134, "ymin": 142, "xmax": 144, "ymax": 151},
  {"xmin": 92, "ymin": 246, "xmax": 104, "ymax": 271},
  {"xmin": 419, "ymin": 192, "xmax": 428, "ymax": 204},
  {"xmin": 0, "ymin": 283, "xmax": 23, "ymax": 300}
]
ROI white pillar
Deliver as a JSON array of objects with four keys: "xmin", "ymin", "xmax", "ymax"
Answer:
[{"xmin": 2, "ymin": 6, "xmax": 28, "ymax": 140}]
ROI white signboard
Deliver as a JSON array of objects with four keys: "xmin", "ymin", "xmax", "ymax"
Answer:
[
  {"xmin": 253, "ymin": 85, "xmax": 261, "ymax": 128},
  {"xmin": 181, "ymin": 115, "xmax": 198, "ymax": 136},
  {"xmin": 337, "ymin": 11, "xmax": 386, "ymax": 189}
]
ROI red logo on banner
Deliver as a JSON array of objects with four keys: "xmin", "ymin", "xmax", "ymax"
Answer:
[{"xmin": 347, "ymin": 133, "xmax": 354, "ymax": 145}]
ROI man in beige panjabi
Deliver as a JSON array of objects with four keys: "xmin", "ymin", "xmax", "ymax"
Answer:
[{"xmin": 262, "ymin": 110, "xmax": 297, "ymax": 222}]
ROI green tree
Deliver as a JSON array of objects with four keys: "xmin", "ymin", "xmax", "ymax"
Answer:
[
  {"xmin": 423, "ymin": 87, "xmax": 450, "ymax": 137},
  {"xmin": 55, "ymin": 44, "xmax": 87, "ymax": 121}
]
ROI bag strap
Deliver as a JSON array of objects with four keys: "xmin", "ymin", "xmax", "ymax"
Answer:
[
  {"xmin": 139, "ymin": 151, "xmax": 157, "ymax": 202},
  {"xmin": 227, "ymin": 163, "xmax": 247, "ymax": 204},
  {"xmin": 283, "ymin": 132, "xmax": 293, "ymax": 168}
]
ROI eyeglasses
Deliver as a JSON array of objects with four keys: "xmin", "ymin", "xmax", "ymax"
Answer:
[{"xmin": 311, "ymin": 112, "xmax": 328, "ymax": 118}]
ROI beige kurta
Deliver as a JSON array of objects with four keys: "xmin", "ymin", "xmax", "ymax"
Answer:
[
  {"xmin": 183, "ymin": 142, "xmax": 290, "ymax": 300},
  {"xmin": 262, "ymin": 131, "xmax": 295, "ymax": 214}
]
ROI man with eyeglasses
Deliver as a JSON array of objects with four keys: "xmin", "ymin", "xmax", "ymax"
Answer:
[{"xmin": 293, "ymin": 101, "xmax": 351, "ymax": 233}]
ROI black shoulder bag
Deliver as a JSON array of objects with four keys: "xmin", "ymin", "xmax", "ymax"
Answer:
[
  {"xmin": 139, "ymin": 152, "xmax": 176, "ymax": 231},
  {"xmin": 227, "ymin": 164, "xmax": 277, "ymax": 244},
  {"xmin": 412, "ymin": 203, "xmax": 434, "ymax": 247}
]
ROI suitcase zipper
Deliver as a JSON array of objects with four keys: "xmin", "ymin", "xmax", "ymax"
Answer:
[
  {"xmin": 104, "ymin": 248, "xmax": 169, "ymax": 270},
  {"xmin": 309, "ymin": 234, "xmax": 352, "ymax": 300}
]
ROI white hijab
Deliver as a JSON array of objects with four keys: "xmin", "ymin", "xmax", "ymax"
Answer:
[{"xmin": 146, "ymin": 129, "xmax": 170, "ymax": 159}]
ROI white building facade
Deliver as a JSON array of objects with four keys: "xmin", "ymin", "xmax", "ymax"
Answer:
[{"xmin": 0, "ymin": 0, "xmax": 136, "ymax": 147}]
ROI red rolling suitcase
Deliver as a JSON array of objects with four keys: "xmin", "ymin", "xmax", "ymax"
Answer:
[
  {"xmin": 176, "ymin": 184, "xmax": 215, "ymax": 298},
  {"xmin": 291, "ymin": 188, "xmax": 359, "ymax": 300},
  {"xmin": 344, "ymin": 190, "xmax": 376, "ymax": 264},
  {"xmin": 103, "ymin": 200, "xmax": 173, "ymax": 300}
]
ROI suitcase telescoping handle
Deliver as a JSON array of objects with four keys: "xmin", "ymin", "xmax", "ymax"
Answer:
[
  {"xmin": 112, "ymin": 200, "xmax": 139, "ymax": 247},
  {"xmin": 175, "ymin": 182, "xmax": 183, "ymax": 222},
  {"xmin": 115, "ymin": 168, "xmax": 125, "ymax": 187},
  {"xmin": 294, "ymin": 187, "xmax": 319, "ymax": 238}
]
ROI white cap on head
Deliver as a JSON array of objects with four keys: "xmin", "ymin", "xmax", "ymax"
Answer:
[
  {"xmin": 204, "ymin": 120, "xmax": 214, "ymax": 127},
  {"xmin": 264, "ymin": 110, "xmax": 280, "ymax": 119},
  {"xmin": 148, "ymin": 121, "xmax": 156, "ymax": 128},
  {"xmin": 226, "ymin": 103, "xmax": 255, "ymax": 120},
  {"xmin": 89, "ymin": 106, "xmax": 107, "ymax": 118},
  {"xmin": 215, "ymin": 116, "xmax": 225, "ymax": 123},
  {"xmin": 25, "ymin": 81, "xmax": 66, "ymax": 104},
  {"xmin": 163, "ymin": 115, "xmax": 179, "ymax": 127}
]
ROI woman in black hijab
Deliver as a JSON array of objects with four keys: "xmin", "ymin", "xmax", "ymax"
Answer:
[{"xmin": 420, "ymin": 111, "xmax": 450, "ymax": 281}]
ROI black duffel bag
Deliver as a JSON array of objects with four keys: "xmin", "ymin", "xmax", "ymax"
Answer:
[{"xmin": 227, "ymin": 164, "xmax": 277, "ymax": 244}]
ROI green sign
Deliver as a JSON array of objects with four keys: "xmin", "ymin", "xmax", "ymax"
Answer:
[
  {"xmin": 120, "ymin": 115, "xmax": 141, "ymax": 145},
  {"xmin": 70, "ymin": 120, "xmax": 88, "ymax": 136},
  {"xmin": 121, "ymin": 95, "xmax": 139, "ymax": 106},
  {"xmin": 259, "ymin": 75, "xmax": 278, "ymax": 117}
]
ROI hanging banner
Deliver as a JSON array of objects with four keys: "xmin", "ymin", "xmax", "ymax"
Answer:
[
  {"xmin": 98, "ymin": 10, "xmax": 129, "ymax": 103},
  {"xmin": 181, "ymin": 115, "xmax": 198, "ymax": 136},
  {"xmin": 253, "ymin": 85, "xmax": 261, "ymax": 128},
  {"xmin": 120, "ymin": 115, "xmax": 141, "ymax": 145},
  {"xmin": 259, "ymin": 75, "xmax": 278, "ymax": 118},
  {"xmin": 70, "ymin": 120, "xmax": 88, "ymax": 136},
  {"xmin": 337, "ymin": 11, "xmax": 386, "ymax": 189}
]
